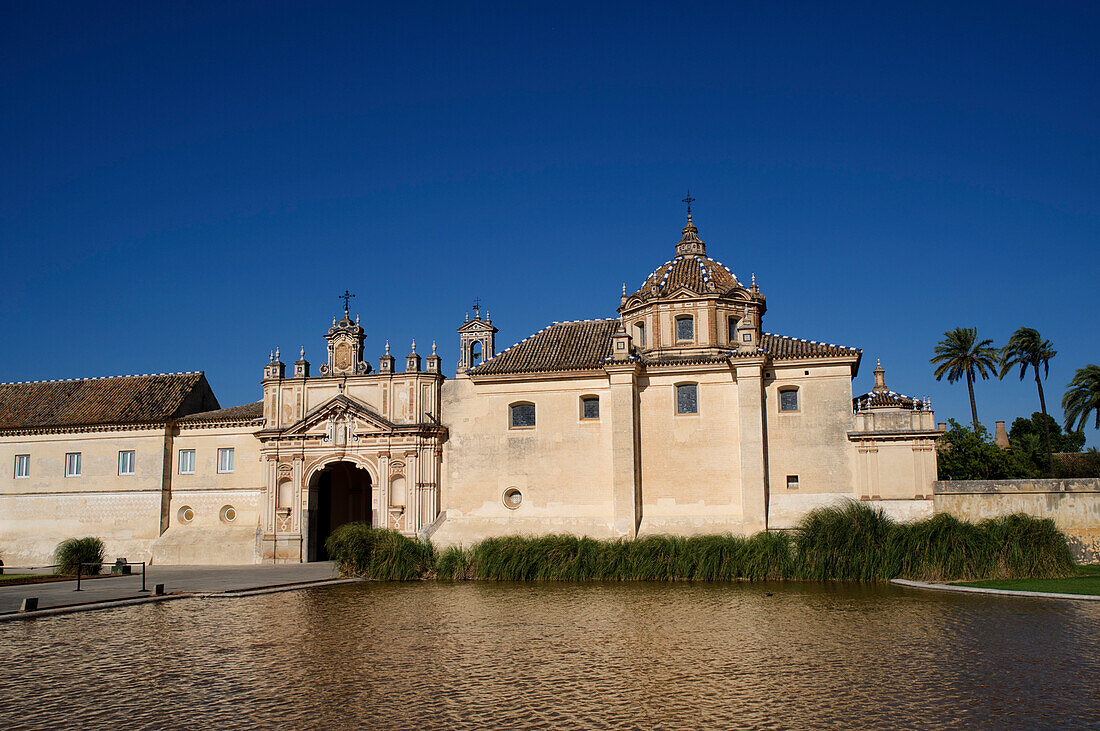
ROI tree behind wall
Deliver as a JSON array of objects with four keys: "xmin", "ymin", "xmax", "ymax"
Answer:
[{"xmin": 937, "ymin": 420, "xmax": 1039, "ymax": 480}]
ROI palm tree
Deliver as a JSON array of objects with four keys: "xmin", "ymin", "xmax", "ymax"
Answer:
[
  {"xmin": 930, "ymin": 327, "xmax": 999, "ymax": 431},
  {"xmin": 1063, "ymin": 364, "xmax": 1100, "ymax": 432},
  {"xmin": 999, "ymin": 327, "xmax": 1057, "ymax": 472}
]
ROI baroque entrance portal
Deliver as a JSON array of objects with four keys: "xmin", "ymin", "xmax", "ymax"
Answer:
[{"xmin": 309, "ymin": 461, "xmax": 372, "ymax": 560}]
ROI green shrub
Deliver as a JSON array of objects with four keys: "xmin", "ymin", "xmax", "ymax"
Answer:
[
  {"xmin": 325, "ymin": 523, "xmax": 432, "ymax": 580},
  {"xmin": 53, "ymin": 537, "xmax": 105, "ymax": 576},
  {"xmin": 434, "ymin": 545, "xmax": 474, "ymax": 580}
]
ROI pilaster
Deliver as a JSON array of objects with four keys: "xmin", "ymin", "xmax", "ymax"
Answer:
[
  {"xmin": 736, "ymin": 360, "xmax": 768, "ymax": 531},
  {"xmin": 605, "ymin": 362, "xmax": 641, "ymax": 537}
]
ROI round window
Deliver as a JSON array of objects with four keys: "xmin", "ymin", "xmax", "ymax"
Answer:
[
  {"xmin": 220, "ymin": 505, "xmax": 237, "ymax": 524},
  {"xmin": 178, "ymin": 506, "xmax": 195, "ymax": 524},
  {"xmin": 503, "ymin": 488, "xmax": 522, "ymax": 510}
]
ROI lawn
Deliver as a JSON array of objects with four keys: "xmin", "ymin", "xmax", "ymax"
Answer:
[{"xmin": 957, "ymin": 565, "xmax": 1100, "ymax": 596}]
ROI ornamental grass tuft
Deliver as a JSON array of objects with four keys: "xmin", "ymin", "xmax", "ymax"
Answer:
[
  {"xmin": 53, "ymin": 537, "xmax": 105, "ymax": 576},
  {"xmin": 325, "ymin": 523, "xmax": 432, "ymax": 580},
  {"xmin": 429, "ymin": 502, "xmax": 1074, "ymax": 583}
]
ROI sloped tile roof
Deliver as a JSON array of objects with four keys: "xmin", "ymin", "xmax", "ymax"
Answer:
[
  {"xmin": 179, "ymin": 401, "xmax": 264, "ymax": 424},
  {"xmin": 0, "ymin": 372, "xmax": 218, "ymax": 430},
  {"xmin": 761, "ymin": 333, "xmax": 861, "ymax": 360},
  {"xmin": 469, "ymin": 319, "xmax": 618, "ymax": 375}
]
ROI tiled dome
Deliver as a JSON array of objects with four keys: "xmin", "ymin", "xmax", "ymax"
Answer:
[{"xmin": 630, "ymin": 215, "xmax": 741, "ymax": 298}]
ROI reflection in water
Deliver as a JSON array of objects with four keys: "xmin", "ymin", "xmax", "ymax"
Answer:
[{"xmin": 1, "ymin": 582, "xmax": 1098, "ymax": 729}]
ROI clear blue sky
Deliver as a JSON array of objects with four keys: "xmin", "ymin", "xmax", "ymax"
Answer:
[{"xmin": 2, "ymin": 2, "xmax": 1097, "ymax": 443}]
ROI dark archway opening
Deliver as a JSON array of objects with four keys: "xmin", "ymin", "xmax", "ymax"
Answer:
[{"xmin": 309, "ymin": 461, "xmax": 372, "ymax": 561}]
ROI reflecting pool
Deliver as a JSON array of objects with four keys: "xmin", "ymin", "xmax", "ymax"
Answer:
[{"xmin": 1, "ymin": 581, "xmax": 1098, "ymax": 729}]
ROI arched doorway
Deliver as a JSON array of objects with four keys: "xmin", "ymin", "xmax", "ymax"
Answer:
[{"xmin": 308, "ymin": 461, "xmax": 372, "ymax": 561}]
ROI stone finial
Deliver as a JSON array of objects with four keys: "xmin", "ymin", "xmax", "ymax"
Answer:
[
  {"xmin": 465, "ymin": 312, "xmax": 469, "ymax": 322},
  {"xmin": 333, "ymin": 315, "xmax": 337, "ymax": 325},
  {"xmin": 432, "ymin": 340, "xmax": 437, "ymax": 354},
  {"xmin": 269, "ymin": 350, "xmax": 274, "ymax": 363},
  {"xmin": 411, "ymin": 339, "xmax": 416, "ymax": 353},
  {"xmin": 622, "ymin": 282, "xmax": 627, "ymax": 296},
  {"xmin": 300, "ymin": 346, "xmax": 305, "ymax": 359},
  {"xmin": 872, "ymin": 359, "xmax": 887, "ymax": 393},
  {"xmin": 356, "ymin": 313, "xmax": 360, "ymax": 324},
  {"xmin": 274, "ymin": 347, "xmax": 280, "ymax": 362},
  {"xmin": 385, "ymin": 340, "xmax": 390, "ymax": 355}
]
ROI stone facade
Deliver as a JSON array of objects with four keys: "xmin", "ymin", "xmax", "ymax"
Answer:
[{"xmin": 1, "ymin": 212, "xmax": 949, "ymax": 564}]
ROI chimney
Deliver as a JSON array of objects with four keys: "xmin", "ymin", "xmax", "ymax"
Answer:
[{"xmin": 994, "ymin": 421, "xmax": 1010, "ymax": 449}]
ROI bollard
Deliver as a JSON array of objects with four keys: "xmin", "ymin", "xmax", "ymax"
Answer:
[
  {"xmin": 154, "ymin": 584, "xmax": 165, "ymax": 596},
  {"xmin": 19, "ymin": 597, "xmax": 39, "ymax": 612}
]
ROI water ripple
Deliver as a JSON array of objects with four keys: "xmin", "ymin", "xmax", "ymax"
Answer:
[{"xmin": 1, "ymin": 581, "xmax": 1098, "ymax": 729}]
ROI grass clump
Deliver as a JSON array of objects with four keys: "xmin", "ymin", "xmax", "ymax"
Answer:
[
  {"xmin": 431, "ymin": 502, "xmax": 1075, "ymax": 583},
  {"xmin": 53, "ymin": 537, "xmax": 105, "ymax": 576},
  {"xmin": 325, "ymin": 523, "xmax": 432, "ymax": 580}
]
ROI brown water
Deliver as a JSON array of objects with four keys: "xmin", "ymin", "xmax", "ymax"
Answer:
[{"xmin": 1, "ymin": 582, "xmax": 1098, "ymax": 729}]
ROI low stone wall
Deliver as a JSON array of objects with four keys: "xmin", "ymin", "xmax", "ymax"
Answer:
[{"xmin": 933, "ymin": 479, "xmax": 1100, "ymax": 564}]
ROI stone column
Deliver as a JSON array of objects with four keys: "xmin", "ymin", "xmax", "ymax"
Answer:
[
  {"xmin": 378, "ymin": 452, "xmax": 390, "ymax": 529},
  {"xmin": 406, "ymin": 450, "xmax": 419, "ymax": 533},
  {"xmin": 736, "ymin": 361, "xmax": 768, "ymax": 532},
  {"xmin": 605, "ymin": 362, "xmax": 641, "ymax": 537}
]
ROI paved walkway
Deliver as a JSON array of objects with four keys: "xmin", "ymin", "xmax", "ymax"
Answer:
[
  {"xmin": 0, "ymin": 563, "xmax": 338, "ymax": 615},
  {"xmin": 891, "ymin": 578, "xmax": 1100, "ymax": 601}
]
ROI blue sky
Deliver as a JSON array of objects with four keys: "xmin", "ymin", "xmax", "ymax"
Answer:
[{"xmin": 2, "ymin": 1, "xmax": 1097, "ymax": 443}]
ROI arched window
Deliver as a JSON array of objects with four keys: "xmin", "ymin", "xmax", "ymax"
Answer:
[
  {"xmin": 676, "ymin": 315, "xmax": 694, "ymax": 342},
  {"xmin": 779, "ymin": 387, "xmax": 799, "ymax": 413},
  {"xmin": 675, "ymin": 383, "xmax": 698, "ymax": 414},
  {"xmin": 633, "ymin": 321, "xmax": 646, "ymax": 348},
  {"xmin": 510, "ymin": 402, "xmax": 536, "ymax": 428},
  {"xmin": 469, "ymin": 340, "xmax": 482, "ymax": 366}
]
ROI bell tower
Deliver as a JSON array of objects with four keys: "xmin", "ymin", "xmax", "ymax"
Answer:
[
  {"xmin": 456, "ymin": 299, "xmax": 497, "ymax": 373},
  {"xmin": 320, "ymin": 292, "xmax": 371, "ymax": 376}
]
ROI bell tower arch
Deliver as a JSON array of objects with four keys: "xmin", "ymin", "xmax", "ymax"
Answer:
[{"xmin": 456, "ymin": 300, "xmax": 497, "ymax": 373}]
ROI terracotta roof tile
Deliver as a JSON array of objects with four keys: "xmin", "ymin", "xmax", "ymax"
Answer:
[
  {"xmin": 0, "ymin": 372, "xmax": 218, "ymax": 430},
  {"xmin": 179, "ymin": 401, "xmax": 264, "ymax": 424},
  {"xmin": 469, "ymin": 320, "xmax": 618, "ymax": 375},
  {"xmin": 761, "ymin": 333, "xmax": 861, "ymax": 360},
  {"xmin": 632, "ymin": 254, "xmax": 741, "ymax": 299}
]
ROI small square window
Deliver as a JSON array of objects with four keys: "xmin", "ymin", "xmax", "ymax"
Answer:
[
  {"xmin": 582, "ymin": 397, "xmax": 600, "ymax": 420},
  {"xmin": 510, "ymin": 403, "xmax": 535, "ymax": 428},
  {"xmin": 118, "ymin": 450, "xmax": 135, "ymax": 476},
  {"xmin": 779, "ymin": 389, "xmax": 799, "ymax": 412},
  {"xmin": 65, "ymin": 452, "xmax": 81, "ymax": 477},
  {"xmin": 14, "ymin": 454, "xmax": 29, "ymax": 479},
  {"xmin": 218, "ymin": 448, "xmax": 235, "ymax": 474},
  {"xmin": 676, "ymin": 316, "xmax": 694, "ymax": 341},
  {"xmin": 179, "ymin": 449, "xmax": 195, "ymax": 475},
  {"xmin": 616, "ymin": 341, "xmax": 625, "ymax": 350},
  {"xmin": 742, "ymin": 333, "xmax": 752, "ymax": 342},
  {"xmin": 787, "ymin": 475, "xmax": 800, "ymax": 490},
  {"xmin": 676, "ymin": 384, "xmax": 698, "ymax": 414}
]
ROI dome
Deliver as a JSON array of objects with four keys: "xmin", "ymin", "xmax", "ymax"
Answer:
[{"xmin": 628, "ymin": 214, "xmax": 742, "ymax": 299}]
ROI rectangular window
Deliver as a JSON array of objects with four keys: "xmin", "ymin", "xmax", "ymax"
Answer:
[
  {"xmin": 787, "ymin": 475, "xmax": 800, "ymax": 490},
  {"xmin": 676, "ymin": 316, "xmax": 694, "ymax": 341},
  {"xmin": 14, "ymin": 454, "xmax": 29, "ymax": 479},
  {"xmin": 65, "ymin": 452, "xmax": 81, "ymax": 477},
  {"xmin": 218, "ymin": 447, "xmax": 235, "ymax": 474},
  {"xmin": 635, "ymin": 322, "xmax": 646, "ymax": 348},
  {"xmin": 179, "ymin": 449, "xmax": 195, "ymax": 475},
  {"xmin": 676, "ymin": 383, "xmax": 698, "ymax": 414},
  {"xmin": 582, "ymin": 396, "xmax": 600, "ymax": 420},
  {"xmin": 728, "ymin": 317, "xmax": 739, "ymax": 343},
  {"xmin": 779, "ymin": 389, "xmax": 799, "ymax": 412},
  {"xmin": 510, "ymin": 403, "xmax": 536, "ymax": 428},
  {"xmin": 118, "ymin": 450, "xmax": 135, "ymax": 476}
]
